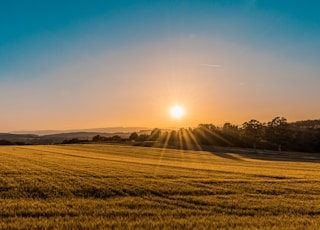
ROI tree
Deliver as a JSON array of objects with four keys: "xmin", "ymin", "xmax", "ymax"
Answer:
[
  {"xmin": 149, "ymin": 128, "xmax": 161, "ymax": 141},
  {"xmin": 266, "ymin": 117, "xmax": 291, "ymax": 152},
  {"xmin": 129, "ymin": 132, "xmax": 139, "ymax": 141},
  {"xmin": 221, "ymin": 123, "xmax": 243, "ymax": 147},
  {"xmin": 222, "ymin": 123, "xmax": 239, "ymax": 134},
  {"xmin": 62, "ymin": 138, "xmax": 84, "ymax": 144},
  {"xmin": 169, "ymin": 130, "xmax": 178, "ymax": 145},
  {"xmin": 242, "ymin": 119, "xmax": 264, "ymax": 151},
  {"xmin": 111, "ymin": 135, "xmax": 122, "ymax": 142},
  {"xmin": 0, "ymin": 140, "xmax": 14, "ymax": 145},
  {"xmin": 137, "ymin": 134, "xmax": 149, "ymax": 142},
  {"xmin": 92, "ymin": 135, "xmax": 105, "ymax": 142}
]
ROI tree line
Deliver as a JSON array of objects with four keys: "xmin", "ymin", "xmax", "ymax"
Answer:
[
  {"xmin": 1, "ymin": 117, "xmax": 319, "ymax": 153},
  {"xmin": 128, "ymin": 117, "xmax": 320, "ymax": 153}
]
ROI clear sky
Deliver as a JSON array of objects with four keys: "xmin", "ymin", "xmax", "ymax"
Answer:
[{"xmin": 1, "ymin": 0, "xmax": 320, "ymax": 132}]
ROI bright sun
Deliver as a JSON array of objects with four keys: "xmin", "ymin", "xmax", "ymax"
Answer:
[{"xmin": 170, "ymin": 105, "xmax": 185, "ymax": 119}]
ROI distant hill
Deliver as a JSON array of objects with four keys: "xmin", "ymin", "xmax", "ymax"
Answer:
[
  {"xmin": 0, "ymin": 133, "xmax": 39, "ymax": 144},
  {"xmin": 39, "ymin": 132, "xmax": 131, "ymax": 144},
  {"xmin": 0, "ymin": 131, "xmax": 131, "ymax": 145},
  {"xmin": 11, "ymin": 127, "xmax": 147, "ymax": 135},
  {"xmin": 292, "ymin": 120, "xmax": 320, "ymax": 128}
]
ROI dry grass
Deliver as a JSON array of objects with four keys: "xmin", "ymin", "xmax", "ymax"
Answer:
[{"xmin": 0, "ymin": 144, "xmax": 319, "ymax": 229}]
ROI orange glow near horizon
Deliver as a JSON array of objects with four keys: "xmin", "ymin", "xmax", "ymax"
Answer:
[{"xmin": 1, "ymin": 37, "xmax": 319, "ymax": 133}]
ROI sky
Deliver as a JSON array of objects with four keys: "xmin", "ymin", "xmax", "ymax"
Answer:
[{"xmin": 1, "ymin": 0, "xmax": 320, "ymax": 132}]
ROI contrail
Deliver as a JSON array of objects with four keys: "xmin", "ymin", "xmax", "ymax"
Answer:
[{"xmin": 200, "ymin": 64, "xmax": 221, "ymax": 67}]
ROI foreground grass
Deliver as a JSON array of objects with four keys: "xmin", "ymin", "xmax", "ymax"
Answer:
[{"xmin": 0, "ymin": 144, "xmax": 319, "ymax": 229}]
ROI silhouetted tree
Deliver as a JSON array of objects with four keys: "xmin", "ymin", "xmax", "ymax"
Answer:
[
  {"xmin": 126, "ymin": 117, "xmax": 320, "ymax": 153},
  {"xmin": 129, "ymin": 132, "xmax": 139, "ymax": 141},
  {"xmin": 221, "ymin": 123, "xmax": 243, "ymax": 147},
  {"xmin": 266, "ymin": 117, "xmax": 291, "ymax": 152},
  {"xmin": 0, "ymin": 140, "xmax": 14, "ymax": 145},
  {"xmin": 149, "ymin": 128, "xmax": 161, "ymax": 141},
  {"xmin": 137, "ymin": 134, "xmax": 149, "ymax": 142},
  {"xmin": 242, "ymin": 119, "xmax": 264, "ymax": 150},
  {"xmin": 92, "ymin": 135, "xmax": 106, "ymax": 142},
  {"xmin": 111, "ymin": 135, "xmax": 122, "ymax": 142},
  {"xmin": 169, "ymin": 130, "xmax": 178, "ymax": 145},
  {"xmin": 62, "ymin": 138, "xmax": 86, "ymax": 144},
  {"xmin": 223, "ymin": 123, "xmax": 239, "ymax": 134}
]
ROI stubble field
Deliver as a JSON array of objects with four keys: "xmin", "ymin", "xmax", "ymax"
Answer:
[{"xmin": 0, "ymin": 144, "xmax": 319, "ymax": 229}]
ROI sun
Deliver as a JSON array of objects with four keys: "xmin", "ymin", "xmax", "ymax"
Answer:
[{"xmin": 170, "ymin": 105, "xmax": 185, "ymax": 119}]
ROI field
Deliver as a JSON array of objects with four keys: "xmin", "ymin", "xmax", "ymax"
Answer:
[{"xmin": 0, "ymin": 144, "xmax": 319, "ymax": 229}]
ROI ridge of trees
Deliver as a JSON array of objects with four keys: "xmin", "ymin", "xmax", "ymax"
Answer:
[
  {"xmin": 1, "ymin": 117, "xmax": 319, "ymax": 153},
  {"xmin": 128, "ymin": 117, "xmax": 320, "ymax": 153}
]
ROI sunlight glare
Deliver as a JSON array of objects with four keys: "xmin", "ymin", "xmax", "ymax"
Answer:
[{"xmin": 170, "ymin": 105, "xmax": 185, "ymax": 119}]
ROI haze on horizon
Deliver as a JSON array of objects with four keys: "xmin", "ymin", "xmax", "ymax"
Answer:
[{"xmin": 1, "ymin": 1, "xmax": 320, "ymax": 133}]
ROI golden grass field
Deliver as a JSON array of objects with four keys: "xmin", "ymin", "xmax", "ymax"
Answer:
[{"xmin": 0, "ymin": 144, "xmax": 319, "ymax": 229}]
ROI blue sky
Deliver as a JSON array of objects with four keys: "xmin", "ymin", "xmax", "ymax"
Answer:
[
  {"xmin": 2, "ymin": 0, "xmax": 320, "ymax": 77},
  {"xmin": 1, "ymin": 0, "xmax": 320, "ymax": 131}
]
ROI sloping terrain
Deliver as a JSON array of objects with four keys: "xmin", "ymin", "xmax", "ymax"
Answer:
[{"xmin": 0, "ymin": 144, "xmax": 319, "ymax": 229}]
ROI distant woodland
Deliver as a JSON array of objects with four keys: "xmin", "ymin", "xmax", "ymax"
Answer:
[
  {"xmin": 1, "ymin": 117, "xmax": 320, "ymax": 153},
  {"xmin": 127, "ymin": 117, "xmax": 320, "ymax": 153}
]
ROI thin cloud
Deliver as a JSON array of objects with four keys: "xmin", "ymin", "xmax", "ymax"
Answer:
[{"xmin": 200, "ymin": 64, "xmax": 221, "ymax": 67}]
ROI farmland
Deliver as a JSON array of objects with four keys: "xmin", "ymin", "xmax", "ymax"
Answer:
[{"xmin": 0, "ymin": 144, "xmax": 319, "ymax": 229}]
